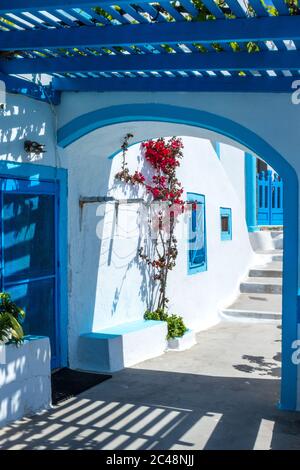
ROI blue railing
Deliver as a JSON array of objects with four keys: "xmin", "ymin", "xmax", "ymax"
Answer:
[{"xmin": 257, "ymin": 170, "xmax": 283, "ymax": 226}]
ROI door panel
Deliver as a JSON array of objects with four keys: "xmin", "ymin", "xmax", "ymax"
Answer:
[
  {"xmin": 1, "ymin": 179, "xmax": 59, "ymax": 368},
  {"xmin": 2, "ymin": 193, "xmax": 55, "ymax": 282},
  {"xmin": 8, "ymin": 279, "xmax": 57, "ymax": 358}
]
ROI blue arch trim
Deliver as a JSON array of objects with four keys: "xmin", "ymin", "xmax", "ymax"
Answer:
[{"xmin": 58, "ymin": 103, "xmax": 299, "ymax": 410}]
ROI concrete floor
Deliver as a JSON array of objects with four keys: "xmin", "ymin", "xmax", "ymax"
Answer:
[{"xmin": 1, "ymin": 321, "xmax": 300, "ymax": 450}]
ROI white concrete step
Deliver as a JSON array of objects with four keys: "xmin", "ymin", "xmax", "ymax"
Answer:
[
  {"xmin": 222, "ymin": 293, "xmax": 282, "ymax": 321},
  {"xmin": 255, "ymin": 250, "xmax": 283, "ymax": 262},
  {"xmin": 249, "ymin": 262, "xmax": 282, "ymax": 278},
  {"xmin": 273, "ymin": 235, "xmax": 283, "ymax": 249},
  {"xmin": 240, "ymin": 276, "xmax": 282, "ymax": 295},
  {"xmin": 270, "ymin": 231, "xmax": 283, "ymax": 238},
  {"xmin": 249, "ymin": 231, "xmax": 283, "ymax": 251},
  {"xmin": 223, "ymin": 249, "xmax": 283, "ymax": 321}
]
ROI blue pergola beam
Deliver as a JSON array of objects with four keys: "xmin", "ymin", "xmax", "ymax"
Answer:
[
  {"xmin": 0, "ymin": 0, "xmax": 137, "ymax": 12},
  {"xmin": 0, "ymin": 16, "xmax": 300, "ymax": 51},
  {"xmin": 0, "ymin": 73, "xmax": 60, "ymax": 104},
  {"xmin": 52, "ymin": 76, "xmax": 294, "ymax": 92},
  {"xmin": 0, "ymin": 0, "xmax": 188, "ymax": 13},
  {"xmin": 3, "ymin": 50, "xmax": 300, "ymax": 74}
]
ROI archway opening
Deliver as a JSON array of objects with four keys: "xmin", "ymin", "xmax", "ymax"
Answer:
[{"xmin": 58, "ymin": 104, "xmax": 299, "ymax": 411}]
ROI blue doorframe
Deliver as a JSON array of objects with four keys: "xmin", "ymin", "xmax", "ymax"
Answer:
[
  {"xmin": 57, "ymin": 103, "xmax": 299, "ymax": 410},
  {"xmin": 245, "ymin": 152, "xmax": 259, "ymax": 232},
  {"xmin": 257, "ymin": 170, "xmax": 284, "ymax": 226},
  {"xmin": 0, "ymin": 161, "xmax": 68, "ymax": 369}
]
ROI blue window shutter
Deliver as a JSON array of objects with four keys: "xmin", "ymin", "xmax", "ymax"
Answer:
[
  {"xmin": 220, "ymin": 207, "xmax": 232, "ymax": 240},
  {"xmin": 187, "ymin": 192, "xmax": 207, "ymax": 274}
]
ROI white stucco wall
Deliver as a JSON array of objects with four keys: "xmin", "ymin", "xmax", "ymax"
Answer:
[
  {"xmin": 0, "ymin": 337, "xmax": 51, "ymax": 427},
  {"xmin": 1, "ymin": 89, "xmax": 300, "ymax": 408},
  {"xmin": 57, "ymin": 90, "xmax": 300, "ymax": 173},
  {"xmin": 0, "ymin": 94, "xmax": 59, "ymax": 168},
  {"xmin": 0, "ymin": 92, "xmax": 265, "ymax": 370},
  {"xmin": 219, "ymin": 143, "xmax": 246, "ymax": 217},
  {"xmin": 57, "ymin": 91, "xmax": 300, "ymax": 269},
  {"xmin": 66, "ymin": 135, "xmax": 254, "ymax": 367}
]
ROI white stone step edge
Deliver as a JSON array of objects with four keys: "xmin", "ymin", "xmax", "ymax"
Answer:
[{"xmin": 219, "ymin": 310, "xmax": 281, "ymax": 323}]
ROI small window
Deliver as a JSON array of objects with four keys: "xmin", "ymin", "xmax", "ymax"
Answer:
[
  {"xmin": 220, "ymin": 207, "xmax": 232, "ymax": 241},
  {"xmin": 187, "ymin": 193, "xmax": 207, "ymax": 274}
]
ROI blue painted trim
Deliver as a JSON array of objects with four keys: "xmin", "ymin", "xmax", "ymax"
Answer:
[
  {"xmin": 5, "ymin": 16, "xmax": 298, "ymax": 52},
  {"xmin": 23, "ymin": 334, "xmax": 49, "ymax": 342},
  {"xmin": 0, "ymin": 161, "xmax": 64, "ymax": 181},
  {"xmin": 220, "ymin": 207, "xmax": 232, "ymax": 241},
  {"xmin": 215, "ymin": 142, "xmax": 221, "ymax": 159},
  {"xmin": 108, "ymin": 141, "xmax": 142, "ymax": 160},
  {"xmin": 56, "ymin": 167, "xmax": 68, "ymax": 369},
  {"xmin": 0, "ymin": 73, "xmax": 60, "ymax": 105},
  {"xmin": 85, "ymin": 319, "xmax": 166, "ymax": 337},
  {"xmin": 0, "ymin": 160, "xmax": 68, "ymax": 369},
  {"xmin": 187, "ymin": 192, "xmax": 207, "ymax": 275},
  {"xmin": 58, "ymin": 102, "xmax": 299, "ymax": 410},
  {"xmin": 53, "ymin": 76, "xmax": 296, "ymax": 94},
  {"xmin": 245, "ymin": 152, "xmax": 259, "ymax": 233},
  {"xmin": 4, "ymin": 51, "xmax": 300, "ymax": 75}
]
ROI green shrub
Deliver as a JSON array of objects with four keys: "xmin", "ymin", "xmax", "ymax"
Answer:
[
  {"xmin": 0, "ymin": 293, "xmax": 25, "ymax": 345},
  {"xmin": 144, "ymin": 309, "xmax": 187, "ymax": 340}
]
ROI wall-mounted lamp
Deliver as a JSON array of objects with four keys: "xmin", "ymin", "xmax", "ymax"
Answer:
[{"xmin": 24, "ymin": 140, "xmax": 46, "ymax": 155}]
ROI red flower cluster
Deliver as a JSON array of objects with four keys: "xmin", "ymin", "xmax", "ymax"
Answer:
[
  {"xmin": 115, "ymin": 134, "xmax": 185, "ymax": 313},
  {"xmin": 142, "ymin": 137, "xmax": 183, "ymax": 176},
  {"xmin": 146, "ymin": 184, "xmax": 184, "ymax": 205},
  {"xmin": 141, "ymin": 137, "xmax": 185, "ymax": 208},
  {"xmin": 115, "ymin": 169, "xmax": 145, "ymax": 185},
  {"xmin": 115, "ymin": 136, "xmax": 185, "ymax": 208},
  {"xmin": 131, "ymin": 171, "xmax": 145, "ymax": 184}
]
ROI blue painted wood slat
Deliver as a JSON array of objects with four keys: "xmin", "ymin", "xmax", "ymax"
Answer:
[
  {"xmin": 2, "ymin": 15, "xmax": 300, "ymax": 51},
  {"xmin": 4, "ymin": 50, "xmax": 300, "ymax": 75},
  {"xmin": 52, "ymin": 75, "xmax": 295, "ymax": 92}
]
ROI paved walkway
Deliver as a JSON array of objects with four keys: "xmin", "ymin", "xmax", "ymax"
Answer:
[{"xmin": 1, "ymin": 321, "xmax": 300, "ymax": 450}]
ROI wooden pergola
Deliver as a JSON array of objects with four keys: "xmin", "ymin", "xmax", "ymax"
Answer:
[{"xmin": 0, "ymin": 1, "xmax": 299, "ymax": 102}]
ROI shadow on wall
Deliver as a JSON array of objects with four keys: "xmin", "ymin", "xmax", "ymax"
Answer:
[
  {"xmin": 71, "ymin": 143, "xmax": 156, "ymax": 344},
  {"xmin": 0, "ymin": 368, "xmax": 299, "ymax": 450},
  {"xmin": 0, "ymin": 337, "xmax": 51, "ymax": 427},
  {"xmin": 0, "ymin": 100, "xmax": 54, "ymax": 165},
  {"xmin": 108, "ymin": 156, "xmax": 157, "ymax": 315}
]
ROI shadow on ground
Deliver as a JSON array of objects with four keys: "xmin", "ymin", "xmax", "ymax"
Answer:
[
  {"xmin": 233, "ymin": 354, "xmax": 281, "ymax": 377},
  {"xmin": 0, "ymin": 368, "xmax": 299, "ymax": 450}
]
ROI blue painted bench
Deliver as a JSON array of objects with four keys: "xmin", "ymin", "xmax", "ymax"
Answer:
[{"xmin": 78, "ymin": 320, "xmax": 167, "ymax": 373}]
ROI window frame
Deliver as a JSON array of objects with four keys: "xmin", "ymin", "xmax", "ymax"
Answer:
[
  {"xmin": 220, "ymin": 207, "xmax": 232, "ymax": 241},
  {"xmin": 187, "ymin": 192, "xmax": 207, "ymax": 275}
]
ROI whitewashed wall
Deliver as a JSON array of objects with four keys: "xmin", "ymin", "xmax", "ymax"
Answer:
[
  {"xmin": 0, "ymin": 94, "xmax": 59, "ymax": 167},
  {"xmin": 219, "ymin": 143, "xmax": 246, "ymax": 217},
  {"xmin": 0, "ymin": 93, "xmax": 257, "ymax": 369},
  {"xmin": 0, "ymin": 337, "xmax": 51, "ymax": 427},
  {"xmin": 66, "ymin": 135, "xmax": 254, "ymax": 367}
]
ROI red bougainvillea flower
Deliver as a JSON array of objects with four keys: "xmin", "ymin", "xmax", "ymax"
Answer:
[
  {"xmin": 116, "ymin": 135, "xmax": 186, "ymax": 312},
  {"xmin": 142, "ymin": 137, "xmax": 183, "ymax": 175},
  {"xmin": 131, "ymin": 171, "xmax": 145, "ymax": 184}
]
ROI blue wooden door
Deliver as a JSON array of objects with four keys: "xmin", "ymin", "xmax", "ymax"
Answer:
[
  {"xmin": 271, "ymin": 174, "xmax": 283, "ymax": 225},
  {"xmin": 257, "ymin": 171, "xmax": 283, "ymax": 226},
  {"xmin": 1, "ymin": 177, "xmax": 60, "ymax": 368}
]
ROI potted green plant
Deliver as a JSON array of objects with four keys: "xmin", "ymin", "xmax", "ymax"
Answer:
[
  {"xmin": 144, "ymin": 308, "xmax": 195, "ymax": 351},
  {"xmin": 0, "ymin": 292, "xmax": 25, "ymax": 345}
]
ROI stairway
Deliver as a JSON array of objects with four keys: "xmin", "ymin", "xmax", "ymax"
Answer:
[{"xmin": 221, "ymin": 249, "xmax": 283, "ymax": 321}]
